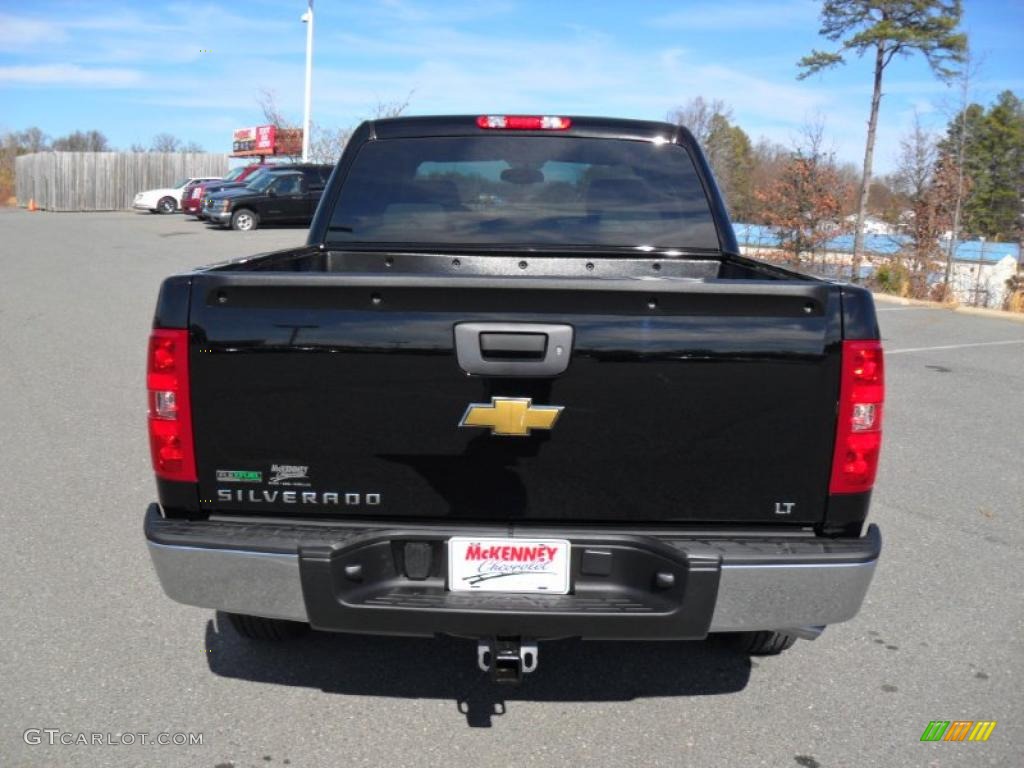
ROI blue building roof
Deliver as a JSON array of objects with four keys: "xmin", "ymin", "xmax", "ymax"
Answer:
[
  {"xmin": 733, "ymin": 223, "xmax": 1020, "ymax": 264},
  {"xmin": 951, "ymin": 239, "xmax": 1020, "ymax": 263}
]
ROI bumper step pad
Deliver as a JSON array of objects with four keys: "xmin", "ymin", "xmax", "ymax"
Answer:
[{"xmin": 299, "ymin": 536, "xmax": 721, "ymax": 640}]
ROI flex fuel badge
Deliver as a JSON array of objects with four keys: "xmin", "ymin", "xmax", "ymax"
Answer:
[{"xmin": 215, "ymin": 470, "xmax": 262, "ymax": 483}]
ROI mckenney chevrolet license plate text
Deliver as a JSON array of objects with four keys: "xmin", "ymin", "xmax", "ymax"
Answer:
[{"xmin": 448, "ymin": 537, "xmax": 570, "ymax": 594}]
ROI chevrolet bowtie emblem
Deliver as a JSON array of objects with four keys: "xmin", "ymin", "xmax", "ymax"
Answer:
[{"xmin": 459, "ymin": 397, "xmax": 563, "ymax": 437}]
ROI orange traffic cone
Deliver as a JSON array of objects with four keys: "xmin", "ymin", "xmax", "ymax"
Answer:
[{"xmin": 27, "ymin": 198, "xmax": 38, "ymax": 212}]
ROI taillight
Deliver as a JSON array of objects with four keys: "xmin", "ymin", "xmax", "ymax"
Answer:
[
  {"xmin": 829, "ymin": 340, "xmax": 884, "ymax": 494},
  {"xmin": 476, "ymin": 115, "xmax": 572, "ymax": 130},
  {"xmin": 147, "ymin": 329, "xmax": 196, "ymax": 482}
]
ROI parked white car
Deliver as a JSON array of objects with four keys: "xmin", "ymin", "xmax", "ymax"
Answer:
[{"xmin": 133, "ymin": 178, "xmax": 218, "ymax": 214}]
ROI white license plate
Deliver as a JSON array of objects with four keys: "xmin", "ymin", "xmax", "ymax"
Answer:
[{"xmin": 448, "ymin": 537, "xmax": 571, "ymax": 594}]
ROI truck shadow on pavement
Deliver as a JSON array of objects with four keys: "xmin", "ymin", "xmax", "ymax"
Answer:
[{"xmin": 204, "ymin": 614, "xmax": 752, "ymax": 727}]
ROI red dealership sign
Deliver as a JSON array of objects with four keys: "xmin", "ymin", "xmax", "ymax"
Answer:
[{"xmin": 232, "ymin": 125, "xmax": 301, "ymax": 157}]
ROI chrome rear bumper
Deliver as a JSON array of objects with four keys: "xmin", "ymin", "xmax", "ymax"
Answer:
[{"xmin": 146, "ymin": 505, "xmax": 880, "ymax": 637}]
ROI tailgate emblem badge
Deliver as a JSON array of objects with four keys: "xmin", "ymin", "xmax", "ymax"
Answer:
[{"xmin": 459, "ymin": 397, "xmax": 563, "ymax": 437}]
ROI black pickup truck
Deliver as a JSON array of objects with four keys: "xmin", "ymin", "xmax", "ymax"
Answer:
[
  {"xmin": 203, "ymin": 164, "xmax": 333, "ymax": 230},
  {"xmin": 145, "ymin": 115, "xmax": 883, "ymax": 682}
]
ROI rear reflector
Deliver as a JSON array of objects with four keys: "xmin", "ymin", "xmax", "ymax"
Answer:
[
  {"xmin": 476, "ymin": 115, "xmax": 572, "ymax": 130},
  {"xmin": 829, "ymin": 340, "xmax": 884, "ymax": 494},
  {"xmin": 147, "ymin": 329, "xmax": 196, "ymax": 482}
]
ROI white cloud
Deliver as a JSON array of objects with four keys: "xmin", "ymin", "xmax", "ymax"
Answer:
[
  {"xmin": 317, "ymin": 23, "xmax": 833, "ymax": 130},
  {"xmin": 651, "ymin": 0, "xmax": 818, "ymax": 30},
  {"xmin": 0, "ymin": 15, "xmax": 67, "ymax": 50},
  {"xmin": 0, "ymin": 7, "xmax": 299, "ymax": 67},
  {"xmin": 370, "ymin": 0, "xmax": 517, "ymax": 25},
  {"xmin": 0, "ymin": 64, "xmax": 143, "ymax": 87},
  {"xmin": 0, "ymin": 1, "xmax": 989, "ymax": 173}
]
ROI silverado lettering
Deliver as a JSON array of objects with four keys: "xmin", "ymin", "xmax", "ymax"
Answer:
[
  {"xmin": 145, "ymin": 114, "xmax": 884, "ymax": 682},
  {"xmin": 216, "ymin": 490, "xmax": 380, "ymax": 505}
]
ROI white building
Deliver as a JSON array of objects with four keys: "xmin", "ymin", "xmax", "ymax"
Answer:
[
  {"xmin": 843, "ymin": 215, "xmax": 897, "ymax": 236},
  {"xmin": 948, "ymin": 255, "xmax": 1019, "ymax": 308}
]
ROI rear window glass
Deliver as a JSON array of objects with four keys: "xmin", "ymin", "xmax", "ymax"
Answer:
[{"xmin": 327, "ymin": 136, "xmax": 718, "ymax": 249}]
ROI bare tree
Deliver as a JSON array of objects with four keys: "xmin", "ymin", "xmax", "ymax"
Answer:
[
  {"xmin": 749, "ymin": 138, "xmax": 790, "ymax": 211},
  {"xmin": 667, "ymin": 97, "xmax": 732, "ymax": 146},
  {"xmin": 15, "ymin": 127, "xmax": 49, "ymax": 153},
  {"xmin": 52, "ymin": 130, "xmax": 109, "ymax": 151},
  {"xmin": 373, "ymin": 90, "xmax": 415, "ymax": 119},
  {"xmin": 0, "ymin": 128, "xmax": 49, "ymax": 203},
  {"xmin": 183, "ymin": 141, "xmax": 204, "ymax": 153},
  {"xmin": 891, "ymin": 115, "xmax": 951, "ymax": 296},
  {"xmin": 756, "ymin": 120, "xmax": 853, "ymax": 269},
  {"xmin": 939, "ymin": 46, "xmax": 980, "ymax": 295},
  {"xmin": 887, "ymin": 114, "xmax": 965, "ymax": 298},
  {"xmin": 254, "ymin": 87, "xmax": 413, "ymax": 164},
  {"xmin": 307, "ymin": 126, "xmax": 352, "ymax": 164},
  {"xmin": 151, "ymin": 133, "xmax": 182, "ymax": 153},
  {"xmin": 256, "ymin": 87, "xmax": 299, "ymax": 129}
]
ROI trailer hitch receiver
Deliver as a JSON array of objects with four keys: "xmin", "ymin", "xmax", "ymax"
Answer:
[{"xmin": 477, "ymin": 637, "xmax": 538, "ymax": 684}]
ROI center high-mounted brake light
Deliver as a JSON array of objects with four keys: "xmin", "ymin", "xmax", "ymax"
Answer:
[
  {"xmin": 829, "ymin": 340, "xmax": 884, "ymax": 494},
  {"xmin": 147, "ymin": 329, "xmax": 196, "ymax": 482},
  {"xmin": 476, "ymin": 115, "xmax": 572, "ymax": 130}
]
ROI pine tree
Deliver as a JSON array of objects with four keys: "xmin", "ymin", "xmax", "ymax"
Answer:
[
  {"xmin": 971, "ymin": 91, "xmax": 1024, "ymax": 240},
  {"xmin": 941, "ymin": 92, "xmax": 1024, "ymax": 240},
  {"xmin": 798, "ymin": 1, "xmax": 967, "ymax": 280}
]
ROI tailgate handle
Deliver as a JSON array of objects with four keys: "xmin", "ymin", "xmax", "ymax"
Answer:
[
  {"xmin": 455, "ymin": 323, "xmax": 574, "ymax": 377},
  {"xmin": 479, "ymin": 332, "xmax": 546, "ymax": 359}
]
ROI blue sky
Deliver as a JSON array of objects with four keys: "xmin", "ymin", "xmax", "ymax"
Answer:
[{"xmin": 2, "ymin": 0, "xmax": 1021, "ymax": 172}]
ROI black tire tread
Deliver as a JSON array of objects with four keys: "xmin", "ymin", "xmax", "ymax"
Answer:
[
  {"xmin": 732, "ymin": 630, "xmax": 798, "ymax": 655},
  {"xmin": 226, "ymin": 612, "xmax": 308, "ymax": 641}
]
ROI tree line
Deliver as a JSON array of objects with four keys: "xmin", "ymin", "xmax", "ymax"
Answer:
[
  {"xmin": 673, "ymin": 89, "xmax": 1023, "ymax": 245},
  {"xmin": 1, "ymin": 128, "xmax": 204, "ymax": 154},
  {"xmin": 0, "ymin": 128, "xmax": 208, "ymax": 202},
  {"xmin": 676, "ymin": 87, "xmax": 1022, "ymax": 301}
]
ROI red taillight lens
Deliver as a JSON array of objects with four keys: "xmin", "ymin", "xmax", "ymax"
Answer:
[
  {"xmin": 476, "ymin": 115, "xmax": 572, "ymax": 130},
  {"xmin": 147, "ymin": 329, "xmax": 196, "ymax": 482},
  {"xmin": 829, "ymin": 340, "xmax": 884, "ymax": 494}
]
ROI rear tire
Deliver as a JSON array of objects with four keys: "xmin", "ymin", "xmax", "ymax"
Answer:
[
  {"xmin": 225, "ymin": 612, "xmax": 309, "ymax": 641},
  {"xmin": 157, "ymin": 196, "xmax": 177, "ymax": 214},
  {"xmin": 231, "ymin": 209, "xmax": 258, "ymax": 231},
  {"xmin": 730, "ymin": 630, "xmax": 798, "ymax": 655}
]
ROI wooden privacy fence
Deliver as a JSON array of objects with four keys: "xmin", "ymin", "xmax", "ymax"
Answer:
[{"xmin": 15, "ymin": 152, "xmax": 230, "ymax": 211}]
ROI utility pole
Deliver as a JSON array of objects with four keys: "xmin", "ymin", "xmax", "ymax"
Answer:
[
  {"xmin": 973, "ymin": 237, "xmax": 986, "ymax": 307},
  {"xmin": 301, "ymin": 0, "xmax": 314, "ymax": 162},
  {"xmin": 943, "ymin": 49, "xmax": 972, "ymax": 299}
]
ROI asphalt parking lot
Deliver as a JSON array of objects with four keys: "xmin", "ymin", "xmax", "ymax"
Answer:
[{"xmin": 1, "ymin": 208, "xmax": 1021, "ymax": 768}]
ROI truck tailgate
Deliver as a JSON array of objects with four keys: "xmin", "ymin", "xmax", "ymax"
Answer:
[{"xmin": 188, "ymin": 273, "xmax": 841, "ymax": 525}]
